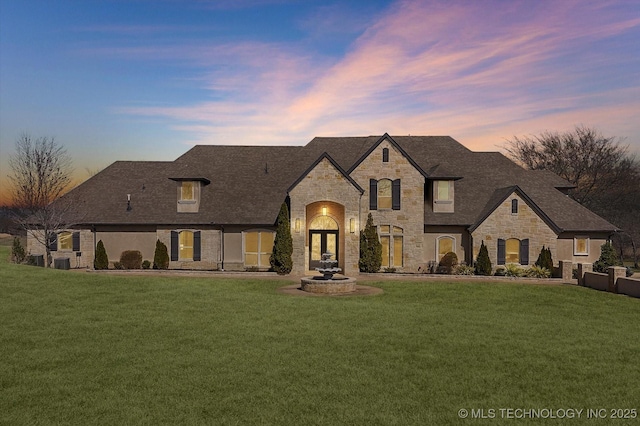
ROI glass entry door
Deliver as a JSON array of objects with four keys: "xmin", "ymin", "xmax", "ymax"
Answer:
[{"xmin": 309, "ymin": 230, "xmax": 338, "ymax": 269}]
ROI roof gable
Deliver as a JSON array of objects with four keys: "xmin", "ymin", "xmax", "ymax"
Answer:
[
  {"xmin": 288, "ymin": 152, "xmax": 364, "ymax": 194},
  {"xmin": 346, "ymin": 133, "xmax": 429, "ymax": 177}
]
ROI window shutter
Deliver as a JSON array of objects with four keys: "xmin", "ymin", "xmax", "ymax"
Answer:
[
  {"xmin": 520, "ymin": 239, "xmax": 529, "ymax": 265},
  {"xmin": 392, "ymin": 179, "xmax": 401, "ymax": 210},
  {"xmin": 497, "ymin": 238, "xmax": 505, "ymax": 265},
  {"xmin": 49, "ymin": 233, "xmax": 58, "ymax": 252},
  {"xmin": 193, "ymin": 231, "xmax": 201, "ymax": 261},
  {"xmin": 369, "ymin": 179, "xmax": 378, "ymax": 210},
  {"xmin": 72, "ymin": 232, "xmax": 80, "ymax": 251},
  {"xmin": 170, "ymin": 231, "xmax": 178, "ymax": 261}
]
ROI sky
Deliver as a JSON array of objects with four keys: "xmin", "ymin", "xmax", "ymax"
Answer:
[{"xmin": 1, "ymin": 0, "xmax": 639, "ymax": 206}]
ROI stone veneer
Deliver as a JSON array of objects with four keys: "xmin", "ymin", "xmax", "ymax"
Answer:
[
  {"xmin": 157, "ymin": 227, "xmax": 221, "ymax": 270},
  {"xmin": 27, "ymin": 229, "xmax": 95, "ymax": 268},
  {"xmin": 289, "ymin": 157, "xmax": 362, "ymax": 276},
  {"xmin": 349, "ymin": 139, "xmax": 426, "ymax": 272},
  {"xmin": 471, "ymin": 193, "xmax": 558, "ymax": 267}
]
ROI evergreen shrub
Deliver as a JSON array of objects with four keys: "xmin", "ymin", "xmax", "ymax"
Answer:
[
  {"xmin": 11, "ymin": 237, "xmax": 26, "ymax": 264},
  {"xmin": 535, "ymin": 246, "xmax": 553, "ymax": 270},
  {"xmin": 359, "ymin": 213, "xmax": 382, "ymax": 273},
  {"xmin": 153, "ymin": 240, "xmax": 169, "ymax": 270},
  {"xmin": 437, "ymin": 252, "xmax": 458, "ymax": 274},
  {"xmin": 475, "ymin": 241, "xmax": 492, "ymax": 276},
  {"xmin": 120, "ymin": 250, "xmax": 142, "ymax": 269},
  {"xmin": 594, "ymin": 242, "xmax": 622, "ymax": 273},
  {"xmin": 270, "ymin": 202, "xmax": 293, "ymax": 275},
  {"xmin": 94, "ymin": 240, "xmax": 109, "ymax": 270}
]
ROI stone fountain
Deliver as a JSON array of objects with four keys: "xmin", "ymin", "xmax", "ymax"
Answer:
[{"xmin": 300, "ymin": 252, "xmax": 357, "ymax": 294}]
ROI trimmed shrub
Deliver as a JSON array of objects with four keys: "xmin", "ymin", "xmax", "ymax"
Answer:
[
  {"xmin": 359, "ymin": 213, "xmax": 382, "ymax": 273},
  {"xmin": 494, "ymin": 266, "xmax": 506, "ymax": 276},
  {"xmin": 437, "ymin": 251, "xmax": 458, "ymax": 274},
  {"xmin": 153, "ymin": 239, "xmax": 169, "ymax": 270},
  {"xmin": 475, "ymin": 240, "xmax": 492, "ymax": 276},
  {"xmin": 113, "ymin": 261, "xmax": 124, "ymax": 270},
  {"xmin": 594, "ymin": 242, "xmax": 622, "ymax": 273},
  {"xmin": 535, "ymin": 245, "xmax": 553, "ymax": 270},
  {"xmin": 142, "ymin": 260, "xmax": 151, "ymax": 269},
  {"xmin": 120, "ymin": 250, "xmax": 142, "ymax": 269},
  {"xmin": 270, "ymin": 202, "xmax": 293, "ymax": 275},
  {"xmin": 94, "ymin": 240, "xmax": 109, "ymax": 270},
  {"xmin": 11, "ymin": 237, "xmax": 26, "ymax": 264},
  {"xmin": 384, "ymin": 267, "xmax": 397, "ymax": 273}
]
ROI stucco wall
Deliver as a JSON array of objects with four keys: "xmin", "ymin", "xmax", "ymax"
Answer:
[
  {"xmin": 289, "ymin": 157, "xmax": 362, "ymax": 275},
  {"xmin": 556, "ymin": 233, "xmax": 609, "ymax": 264},
  {"xmin": 96, "ymin": 225, "xmax": 158, "ymax": 262},
  {"xmin": 424, "ymin": 226, "xmax": 469, "ymax": 265},
  {"xmin": 349, "ymin": 139, "xmax": 425, "ymax": 272},
  {"xmin": 471, "ymin": 193, "xmax": 558, "ymax": 267}
]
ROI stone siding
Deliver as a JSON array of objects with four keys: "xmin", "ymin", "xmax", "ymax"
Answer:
[
  {"xmin": 349, "ymin": 139, "xmax": 425, "ymax": 272},
  {"xmin": 27, "ymin": 228, "xmax": 95, "ymax": 268},
  {"xmin": 471, "ymin": 193, "xmax": 557, "ymax": 267},
  {"xmin": 289, "ymin": 157, "xmax": 362, "ymax": 275},
  {"xmin": 157, "ymin": 227, "xmax": 221, "ymax": 270}
]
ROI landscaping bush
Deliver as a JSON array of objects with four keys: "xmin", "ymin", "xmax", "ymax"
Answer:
[
  {"xmin": 437, "ymin": 251, "xmax": 458, "ymax": 274},
  {"xmin": 454, "ymin": 264, "xmax": 475, "ymax": 275},
  {"xmin": 94, "ymin": 240, "xmax": 109, "ymax": 270},
  {"xmin": 494, "ymin": 266, "xmax": 506, "ymax": 276},
  {"xmin": 359, "ymin": 213, "xmax": 382, "ymax": 273},
  {"xmin": 535, "ymin": 245, "xmax": 553, "ymax": 270},
  {"xmin": 120, "ymin": 250, "xmax": 143, "ymax": 269},
  {"xmin": 153, "ymin": 240, "xmax": 169, "ymax": 270},
  {"xmin": 270, "ymin": 202, "xmax": 293, "ymax": 275},
  {"xmin": 11, "ymin": 237, "xmax": 26, "ymax": 264},
  {"xmin": 142, "ymin": 260, "xmax": 151, "ymax": 269},
  {"xmin": 594, "ymin": 242, "xmax": 622, "ymax": 273},
  {"xmin": 113, "ymin": 262, "xmax": 124, "ymax": 270},
  {"xmin": 384, "ymin": 267, "xmax": 397, "ymax": 273},
  {"xmin": 475, "ymin": 241, "xmax": 492, "ymax": 276},
  {"xmin": 504, "ymin": 263, "xmax": 523, "ymax": 277},
  {"xmin": 526, "ymin": 265, "xmax": 551, "ymax": 278}
]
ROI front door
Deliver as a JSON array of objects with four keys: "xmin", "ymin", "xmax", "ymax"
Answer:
[{"xmin": 309, "ymin": 230, "xmax": 339, "ymax": 269}]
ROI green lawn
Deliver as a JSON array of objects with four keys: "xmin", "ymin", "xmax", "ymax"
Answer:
[{"xmin": 1, "ymin": 246, "xmax": 639, "ymax": 425}]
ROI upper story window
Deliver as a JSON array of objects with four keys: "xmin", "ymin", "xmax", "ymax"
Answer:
[
  {"xmin": 180, "ymin": 181, "xmax": 196, "ymax": 201},
  {"xmin": 436, "ymin": 181, "xmax": 451, "ymax": 201},
  {"xmin": 369, "ymin": 179, "xmax": 401, "ymax": 210},
  {"xmin": 511, "ymin": 199, "xmax": 518, "ymax": 214},
  {"xmin": 432, "ymin": 180, "xmax": 454, "ymax": 213},
  {"xmin": 382, "ymin": 148, "xmax": 389, "ymax": 163}
]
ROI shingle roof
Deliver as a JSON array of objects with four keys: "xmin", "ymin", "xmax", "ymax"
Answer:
[{"xmin": 61, "ymin": 135, "xmax": 617, "ymax": 232}]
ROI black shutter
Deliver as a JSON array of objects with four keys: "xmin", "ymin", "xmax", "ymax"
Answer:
[
  {"xmin": 369, "ymin": 179, "xmax": 378, "ymax": 210},
  {"xmin": 497, "ymin": 239, "xmax": 505, "ymax": 265},
  {"xmin": 170, "ymin": 231, "xmax": 178, "ymax": 261},
  {"xmin": 520, "ymin": 239, "xmax": 529, "ymax": 265},
  {"xmin": 72, "ymin": 232, "xmax": 80, "ymax": 251},
  {"xmin": 193, "ymin": 231, "xmax": 201, "ymax": 261},
  {"xmin": 49, "ymin": 233, "xmax": 58, "ymax": 251},
  {"xmin": 392, "ymin": 179, "xmax": 401, "ymax": 210}
]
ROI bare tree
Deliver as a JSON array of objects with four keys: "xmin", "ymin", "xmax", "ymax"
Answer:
[
  {"xmin": 8, "ymin": 133, "xmax": 76, "ymax": 267},
  {"xmin": 504, "ymin": 126, "xmax": 640, "ymax": 267}
]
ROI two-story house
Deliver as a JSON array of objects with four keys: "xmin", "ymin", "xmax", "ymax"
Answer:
[{"xmin": 28, "ymin": 134, "xmax": 617, "ymax": 274}]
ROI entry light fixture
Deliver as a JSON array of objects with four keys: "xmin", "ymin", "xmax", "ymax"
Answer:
[
  {"xmin": 350, "ymin": 218, "xmax": 355, "ymax": 234},
  {"xmin": 322, "ymin": 207, "xmax": 327, "ymax": 216},
  {"xmin": 295, "ymin": 218, "xmax": 301, "ymax": 233}
]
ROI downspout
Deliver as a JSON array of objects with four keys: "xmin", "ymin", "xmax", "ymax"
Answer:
[{"xmin": 220, "ymin": 224, "xmax": 225, "ymax": 271}]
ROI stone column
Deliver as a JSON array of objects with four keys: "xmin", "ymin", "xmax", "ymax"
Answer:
[
  {"xmin": 559, "ymin": 260, "xmax": 573, "ymax": 283},
  {"xmin": 577, "ymin": 263, "xmax": 592, "ymax": 286},
  {"xmin": 608, "ymin": 266, "xmax": 626, "ymax": 293}
]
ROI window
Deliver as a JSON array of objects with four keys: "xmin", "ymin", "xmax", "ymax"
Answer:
[
  {"xmin": 497, "ymin": 238, "xmax": 529, "ymax": 265},
  {"xmin": 382, "ymin": 148, "xmax": 389, "ymax": 162},
  {"xmin": 244, "ymin": 231, "xmax": 275, "ymax": 267},
  {"xmin": 370, "ymin": 179, "xmax": 401, "ymax": 210},
  {"xmin": 505, "ymin": 239, "xmax": 520, "ymax": 263},
  {"xmin": 437, "ymin": 236, "xmax": 455, "ymax": 261},
  {"xmin": 379, "ymin": 226, "xmax": 403, "ymax": 268},
  {"xmin": 378, "ymin": 179, "xmax": 392, "ymax": 209},
  {"xmin": 179, "ymin": 231, "xmax": 194, "ymax": 259},
  {"xmin": 170, "ymin": 230, "xmax": 201, "ymax": 261},
  {"xmin": 59, "ymin": 231, "xmax": 73, "ymax": 250},
  {"xmin": 180, "ymin": 181, "xmax": 195, "ymax": 201},
  {"xmin": 511, "ymin": 199, "xmax": 518, "ymax": 214},
  {"xmin": 436, "ymin": 181, "xmax": 451, "ymax": 201},
  {"xmin": 574, "ymin": 237, "xmax": 589, "ymax": 255}
]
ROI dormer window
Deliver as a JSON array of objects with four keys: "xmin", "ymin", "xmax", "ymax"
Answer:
[
  {"xmin": 181, "ymin": 181, "xmax": 195, "ymax": 201},
  {"xmin": 433, "ymin": 180, "xmax": 454, "ymax": 213}
]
